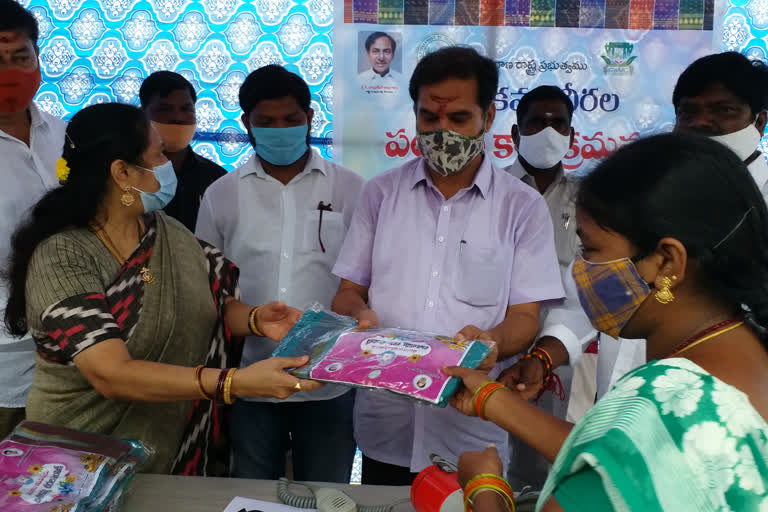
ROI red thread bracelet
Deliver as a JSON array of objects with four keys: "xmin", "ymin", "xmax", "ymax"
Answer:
[
  {"xmin": 533, "ymin": 347, "xmax": 553, "ymax": 368},
  {"xmin": 523, "ymin": 349, "xmax": 552, "ymax": 383}
]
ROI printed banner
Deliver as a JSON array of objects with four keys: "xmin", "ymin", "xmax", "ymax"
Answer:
[{"xmin": 333, "ymin": 0, "xmax": 724, "ymax": 177}]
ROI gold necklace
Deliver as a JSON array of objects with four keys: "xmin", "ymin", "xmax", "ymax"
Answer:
[
  {"xmin": 93, "ymin": 220, "xmax": 155, "ymax": 284},
  {"xmin": 669, "ymin": 321, "xmax": 744, "ymax": 357}
]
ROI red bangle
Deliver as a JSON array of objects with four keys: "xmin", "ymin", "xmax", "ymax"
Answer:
[
  {"xmin": 464, "ymin": 475, "xmax": 515, "ymax": 512},
  {"xmin": 194, "ymin": 365, "xmax": 212, "ymax": 400},
  {"xmin": 481, "ymin": 386, "xmax": 506, "ymax": 420},
  {"xmin": 474, "ymin": 382, "xmax": 505, "ymax": 418},
  {"xmin": 215, "ymin": 368, "xmax": 229, "ymax": 403},
  {"xmin": 465, "ymin": 477, "xmax": 513, "ymax": 499}
]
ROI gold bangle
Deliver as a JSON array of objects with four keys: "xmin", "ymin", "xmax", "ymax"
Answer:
[
  {"xmin": 248, "ymin": 306, "xmax": 264, "ymax": 337},
  {"xmin": 194, "ymin": 365, "xmax": 211, "ymax": 400},
  {"xmin": 466, "ymin": 487, "xmax": 514, "ymax": 512},
  {"xmin": 223, "ymin": 368, "xmax": 237, "ymax": 405}
]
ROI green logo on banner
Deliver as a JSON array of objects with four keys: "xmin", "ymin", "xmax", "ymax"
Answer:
[
  {"xmin": 416, "ymin": 34, "xmax": 456, "ymax": 63},
  {"xmin": 601, "ymin": 42, "xmax": 637, "ymax": 75}
]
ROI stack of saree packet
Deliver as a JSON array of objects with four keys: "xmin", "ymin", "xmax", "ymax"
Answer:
[{"xmin": 0, "ymin": 421, "xmax": 150, "ymax": 512}]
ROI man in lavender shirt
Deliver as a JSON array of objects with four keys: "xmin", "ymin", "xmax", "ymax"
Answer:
[{"xmin": 331, "ymin": 47, "xmax": 564, "ymax": 485}]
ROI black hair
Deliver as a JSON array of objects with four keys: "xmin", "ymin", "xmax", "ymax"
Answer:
[
  {"xmin": 365, "ymin": 32, "xmax": 396, "ymax": 53},
  {"xmin": 577, "ymin": 133, "xmax": 768, "ymax": 342},
  {"xmin": 409, "ymin": 46, "xmax": 498, "ymax": 112},
  {"xmin": 139, "ymin": 70, "xmax": 197, "ymax": 107},
  {"xmin": 239, "ymin": 65, "xmax": 311, "ymax": 117},
  {"xmin": 517, "ymin": 85, "xmax": 574, "ymax": 125},
  {"xmin": 0, "ymin": 0, "xmax": 39, "ymax": 45},
  {"xmin": 3, "ymin": 103, "xmax": 150, "ymax": 336},
  {"xmin": 673, "ymin": 52, "xmax": 768, "ymax": 115}
]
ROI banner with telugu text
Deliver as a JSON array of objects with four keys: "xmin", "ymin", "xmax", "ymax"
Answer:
[{"xmin": 333, "ymin": 0, "xmax": 724, "ymax": 177}]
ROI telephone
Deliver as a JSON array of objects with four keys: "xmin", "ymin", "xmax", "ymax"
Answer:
[{"xmin": 277, "ymin": 478, "xmax": 404, "ymax": 512}]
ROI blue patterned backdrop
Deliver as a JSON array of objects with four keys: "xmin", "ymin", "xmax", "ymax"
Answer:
[
  {"xmin": 23, "ymin": 0, "xmax": 335, "ymax": 170},
  {"xmin": 722, "ymin": 0, "xmax": 768, "ymax": 57},
  {"xmin": 722, "ymin": 0, "xmax": 768, "ymax": 152}
]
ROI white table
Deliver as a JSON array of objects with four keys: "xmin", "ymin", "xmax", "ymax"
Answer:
[{"xmin": 123, "ymin": 475, "xmax": 413, "ymax": 512}]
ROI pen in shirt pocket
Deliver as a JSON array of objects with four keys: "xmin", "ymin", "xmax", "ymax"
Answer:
[
  {"xmin": 317, "ymin": 201, "xmax": 333, "ymax": 253},
  {"xmin": 460, "ymin": 239, "xmax": 467, "ymax": 253}
]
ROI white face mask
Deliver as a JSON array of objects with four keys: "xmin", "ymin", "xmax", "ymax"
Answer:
[
  {"xmin": 710, "ymin": 122, "xmax": 762, "ymax": 161},
  {"xmin": 517, "ymin": 126, "xmax": 572, "ymax": 170}
]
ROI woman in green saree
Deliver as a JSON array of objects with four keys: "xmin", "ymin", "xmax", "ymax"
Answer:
[
  {"xmin": 445, "ymin": 133, "xmax": 768, "ymax": 511},
  {"xmin": 3, "ymin": 103, "xmax": 323, "ymax": 475}
]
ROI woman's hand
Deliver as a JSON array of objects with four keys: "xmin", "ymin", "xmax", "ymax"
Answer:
[
  {"xmin": 457, "ymin": 446, "xmax": 504, "ymax": 487},
  {"xmin": 443, "ymin": 366, "xmax": 497, "ymax": 417},
  {"xmin": 232, "ymin": 356, "xmax": 323, "ymax": 399},
  {"xmin": 257, "ymin": 302, "xmax": 302, "ymax": 342}
]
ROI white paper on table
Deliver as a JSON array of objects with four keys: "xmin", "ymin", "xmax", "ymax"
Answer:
[{"xmin": 222, "ymin": 497, "xmax": 318, "ymax": 512}]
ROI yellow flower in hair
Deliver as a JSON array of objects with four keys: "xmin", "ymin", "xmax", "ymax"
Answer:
[{"xmin": 56, "ymin": 158, "xmax": 70, "ymax": 183}]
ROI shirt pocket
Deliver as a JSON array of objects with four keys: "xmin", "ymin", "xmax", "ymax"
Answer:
[
  {"xmin": 301, "ymin": 210, "xmax": 346, "ymax": 260},
  {"xmin": 454, "ymin": 245, "xmax": 506, "ymax": 307},
  {"xmin": 554, "ymin": 206, "xmax": 580, "ymax": 267}
]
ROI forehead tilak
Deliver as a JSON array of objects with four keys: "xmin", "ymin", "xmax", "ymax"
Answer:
[
  {"xmin": 430, "ymin": 94, "xmax": 459, "ymax": 114},
  {"xmin": 0, "ymin": 33, "xmax": 21, "ymax": 44}
]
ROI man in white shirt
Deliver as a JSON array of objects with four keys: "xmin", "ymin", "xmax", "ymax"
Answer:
[
  {"xmin": 506, "ymin": 86, "xmax": 579, "ymax": 269},
  {"xmin": 195, "ymin": 65, "xmax": 364, "ymax": 482},
  {"xmin": 358, "ymin": 32, "xmax": 401, "ymax": 88},
  {"xmin": 500, "ymin": 87, "xmax": 649, "ymax": 404},
  {"xmin": 673, "ymin": 52, "xmax": 768, "ymax": 202},
  {"xmin": 502, "ymin": 86, "xmax": 603, "ymax": 489},
  {"xmin": 0, "ymin": 0, "xmax": 66, "ymax": 438}
]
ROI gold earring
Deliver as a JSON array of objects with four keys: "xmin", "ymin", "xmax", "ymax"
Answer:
[
  {"xmin": 120, "ymin": 187, "xmax": 135, "ymax": 207},
  {"xmin": 655, "ymin": 276, "xmax": 677, "ymax": 304}
]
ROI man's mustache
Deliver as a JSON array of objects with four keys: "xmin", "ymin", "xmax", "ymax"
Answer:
[{"xmin": 679, "ymin": 126, "xmax": 720, "ymax": 137}]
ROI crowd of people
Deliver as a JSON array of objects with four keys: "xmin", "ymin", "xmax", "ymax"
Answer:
[{"xmin": 2, "ymin": 0, "xmax": 768, "ymax": 509}]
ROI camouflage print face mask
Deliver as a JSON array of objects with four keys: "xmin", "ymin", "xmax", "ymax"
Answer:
[{"xmin": 417, "ymin": 119, "xmax": 486, "ymax": 177}]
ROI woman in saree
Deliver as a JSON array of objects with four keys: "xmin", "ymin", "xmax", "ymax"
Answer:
[
  {"xmin": 445, "ymin": 133, "xmax": 768, "ymax": 511},
  {"xmin": 3, "ymin": 103, "xmax": 323, "ymax": 475}
]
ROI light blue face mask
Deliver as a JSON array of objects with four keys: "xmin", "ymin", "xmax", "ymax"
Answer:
[
  {"xmin": 250, "ymin": 124, "xmax": 309, "ymax": 166},
  {"xmin": 133, "ymin": 161, "xmax": 177, "ymax": 213}
]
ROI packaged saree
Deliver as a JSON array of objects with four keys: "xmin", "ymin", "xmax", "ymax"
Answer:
[
  {"xmin": 272, "ymin": 304, "xmax": 492, "ymax": 407},
  {"xmin": 0, "ymin": 421, "xmax": 150, "ymax": 512}
]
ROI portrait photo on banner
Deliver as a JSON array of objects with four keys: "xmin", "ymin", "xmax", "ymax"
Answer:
[{"xmin": 357, "ymin": 31, "xmax": 403, "ymax": 94}]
